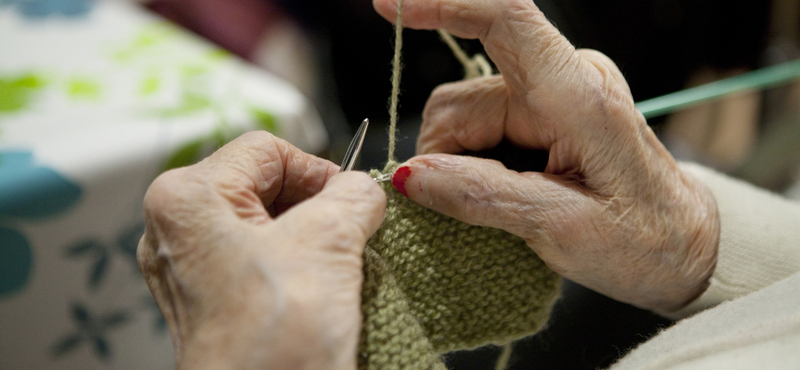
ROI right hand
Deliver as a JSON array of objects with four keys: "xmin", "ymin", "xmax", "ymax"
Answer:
[
  {"xmin": 138, "ymin": 132, "xmax": 386, "ymax": 370},
  {"xmin": 374, "ymin": 0, "xmax": 720, "ymax": 313}
]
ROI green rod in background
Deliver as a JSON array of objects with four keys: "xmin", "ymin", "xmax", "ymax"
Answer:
[{"xmin": 635, "ymin": 59, "xmax": 800, "ymax": 119}]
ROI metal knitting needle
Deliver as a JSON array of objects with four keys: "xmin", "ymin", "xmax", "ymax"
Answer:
[
  {"xmin": 340, "ymin": 118, "xmax": 370, "ymax": 172},
  {"xmin": 373, "ymin": 173, "xmax": 392, "ymax": 182},
  {"xmin": 339, "ymin": 118, "xmax": 393, "ymax": 182}
]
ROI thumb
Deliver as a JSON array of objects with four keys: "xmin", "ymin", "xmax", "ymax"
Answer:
[
  {"xmin": 275, "ymin": 171, "xmax": 387, "ymax": 255},
  {"xmin": 392, "ymin": 154, "xmax": 589, "ymax": 240},
  {"xmin": 373, "ymin": 0, "xmax": 577, "ymax": 104}
]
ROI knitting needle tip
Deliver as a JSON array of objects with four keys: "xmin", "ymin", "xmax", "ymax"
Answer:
[{"xmin": 373, "ymin": 172, "xmax": 393, "ymax": 183}]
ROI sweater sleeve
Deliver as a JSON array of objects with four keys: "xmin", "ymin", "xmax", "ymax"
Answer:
[{"xmin": 666, "ymin": 162, "xmax": 800, "ymax": 319}]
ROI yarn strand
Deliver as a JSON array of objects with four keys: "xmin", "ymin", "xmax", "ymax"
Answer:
[
  {"xmin": 495, "ymin": 342, "xmax": 513, "ymax": 370},
  {"xmin": 437, "ymin": 29, "xmax": 493, "ymax": 79},
  {"xmin": 387, "ymin": 0, "xmax": 404, "ymax": 163},
  {"xmin": 386, "ymin": 6, "xmax": 491, "ymax": 163}
]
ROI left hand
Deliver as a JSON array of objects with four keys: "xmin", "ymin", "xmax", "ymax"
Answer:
[{"xmin": 373, "ymin": 0, "xmax": 720, "ymax": 313}]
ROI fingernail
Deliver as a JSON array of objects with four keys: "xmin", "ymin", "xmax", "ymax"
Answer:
[{"xmin": 392, "ymin": 166, "xmax": 411, "ymax": 197}]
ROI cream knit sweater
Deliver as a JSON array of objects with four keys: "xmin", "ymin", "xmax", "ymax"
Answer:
[{"xmin": 611, "ymin": 163, "xmax": 800, "ymax": 370}]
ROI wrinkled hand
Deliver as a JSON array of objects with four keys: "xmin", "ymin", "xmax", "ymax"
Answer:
[
  {"xmin": 374, "ymin": 0, "xmax": 720, "ymax": 312},
  {"xmin": 137, "ymin": 132, "xmax": 386, "ymax": 370}
]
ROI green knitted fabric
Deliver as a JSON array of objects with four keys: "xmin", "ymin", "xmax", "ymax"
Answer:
[{"xmin": 358, "ymin": 167, "xmax": 562, "ymax": 370}]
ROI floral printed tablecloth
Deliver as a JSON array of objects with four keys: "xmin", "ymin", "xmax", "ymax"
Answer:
[{"xmin": 0, "ymin": 1, "xmax": 327, "ymax": 368}]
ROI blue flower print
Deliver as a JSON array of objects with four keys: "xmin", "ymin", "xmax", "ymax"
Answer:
[
  {"xmin": 64, "ymin": 222, "xmax": 145, "ymax": 291},
  {"xmin": 0, "ymin": 150, "xmax": 82, "ymax": 219},
  {"xmin": 0, "ymin": 150, "xmax": 82, "ymax": 298},
  {"xmin": 0, "ymin": 0, "xmax": 95, "ymax": 19},
  {"xmin": 51, "ymin": 302, "xmax": 130, "ymax": 361},
  {"xmin": 0, "ymin": 226, "xmax": 33, "ymax": 297}
]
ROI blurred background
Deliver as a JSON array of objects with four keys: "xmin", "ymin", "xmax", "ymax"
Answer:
[{"xmin": 2, "ymin": 0, "xmax": 799, "ymax": 368}]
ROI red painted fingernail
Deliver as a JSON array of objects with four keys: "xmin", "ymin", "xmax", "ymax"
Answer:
[{"xmin": 392, "ymin": 166, "xmax": 411, "ymax": 197}]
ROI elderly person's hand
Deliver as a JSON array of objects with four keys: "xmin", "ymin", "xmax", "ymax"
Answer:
[
  {"xmin": 374, "ymin": 0, "xmax": 720, "ymax": 313},
  {"xmin": 137, "ymin": 132, "xmax": 386, "ymax": 370}
]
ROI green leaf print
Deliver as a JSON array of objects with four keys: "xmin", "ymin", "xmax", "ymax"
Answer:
[
  {"xmin": 0, "ymin": 73, "xmax": 47, "ymax": 113},
  {"xmin": 66, "ymin": 77, "xmax": 101, "ymax": 100},
  {"xmin": 156, "ymin": 93, "xmax": 211, "ymax": 117},
  {"xmin": 250, "ymin": 108, "xmax": 279, "ymax": 133},
  {"xmin": 112, "ymin": 22, "xmax": 179, "ymax": 62},
  {"xmin": 138, "ymin": 74, "xmax": 161, "ymax": 97},
  {"xmin": 206, "ymin": 48, "xmax": 233, "ymax": 61},
  {"xmin": 162, "ymin": 139, "xmax": 204, "ymax": 171}
]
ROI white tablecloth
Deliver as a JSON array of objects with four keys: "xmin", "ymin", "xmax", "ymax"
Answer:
[{"xmin": 0, "ymin": 1, "xmax": 327, "ymax": 368}]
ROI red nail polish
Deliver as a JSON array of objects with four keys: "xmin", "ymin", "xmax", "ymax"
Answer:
[{"xmin": 392, "ymin": 166, "xmax": 411, "ymax": 197}]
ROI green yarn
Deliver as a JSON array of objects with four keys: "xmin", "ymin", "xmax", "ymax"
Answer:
[
  {"xmin": 361, "ymin": 3, "xmax": 559, "ymax": 364},
  {"xmin": 358, "ymin": 166, "xmax": 562, "ymax": 370}
]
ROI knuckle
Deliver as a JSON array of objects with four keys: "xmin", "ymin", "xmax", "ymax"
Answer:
[
  {"xmin": 458, "ymin": 175, "xmax": 496, "ymax": 219},
  {"xmin": 217, "ymin": 131, "xmax": 281, "ymax": 168},
  {"xmin": 423, "ymin": 84, "xmax": 458, "ymax": 122},
  {"xmin": 143, "ymin": 167, "xmax": 210, "ymax": 234},
  {"xmin": 500, "ymin": 0, "xmax": 540, "ymax": 24},
  {"xmin": 453, "ymin": 123, "xmax": 479, "ymax": 148},
  {"xmin": 577, "ymin": 48, "xmax": 612, "ymax": 65},
  {"xmin": 143, "ymin": 169, "xmax": 189, "ymax": 215},
  {"xmin": 578, "ymin": 57, "xmax": 639, "ymax": 132},
  {"xmin": 235, "ymin": 130, "xmax": 278, "ymax": 147}
]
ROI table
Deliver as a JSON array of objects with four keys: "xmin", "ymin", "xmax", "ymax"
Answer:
[{"xmin": 0, "ymin": 1, "xmax": 327, "ymax": 368}]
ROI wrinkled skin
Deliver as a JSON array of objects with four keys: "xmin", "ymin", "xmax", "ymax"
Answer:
[
  {"xmin": 374, "ymin": 0, "xmax": 720, "ymax": 312},
  {"xmin": 139, "ymin": 0, "xmax": 722, "ymax": 368},
  {"xmin": 138, "ymin": 132, "xmax": 386, "ymax": 370}
]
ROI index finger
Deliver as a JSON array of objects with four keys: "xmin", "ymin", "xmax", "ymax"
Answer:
[
  {"xmin": 145, "ymin": 131, "xmax": 339, "ymax": 229},
  {"xmin": 201, "ymin": 130, "xmax": 340, "ymax": 212},
  {"xmin": 372, "ymin": 0, "xmax": 578, "ymax": 94}
]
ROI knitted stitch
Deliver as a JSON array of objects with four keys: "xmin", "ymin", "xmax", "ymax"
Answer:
[{"xmin": 358, "ymin": 165, "xmax": 562, "ymax": 370}]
